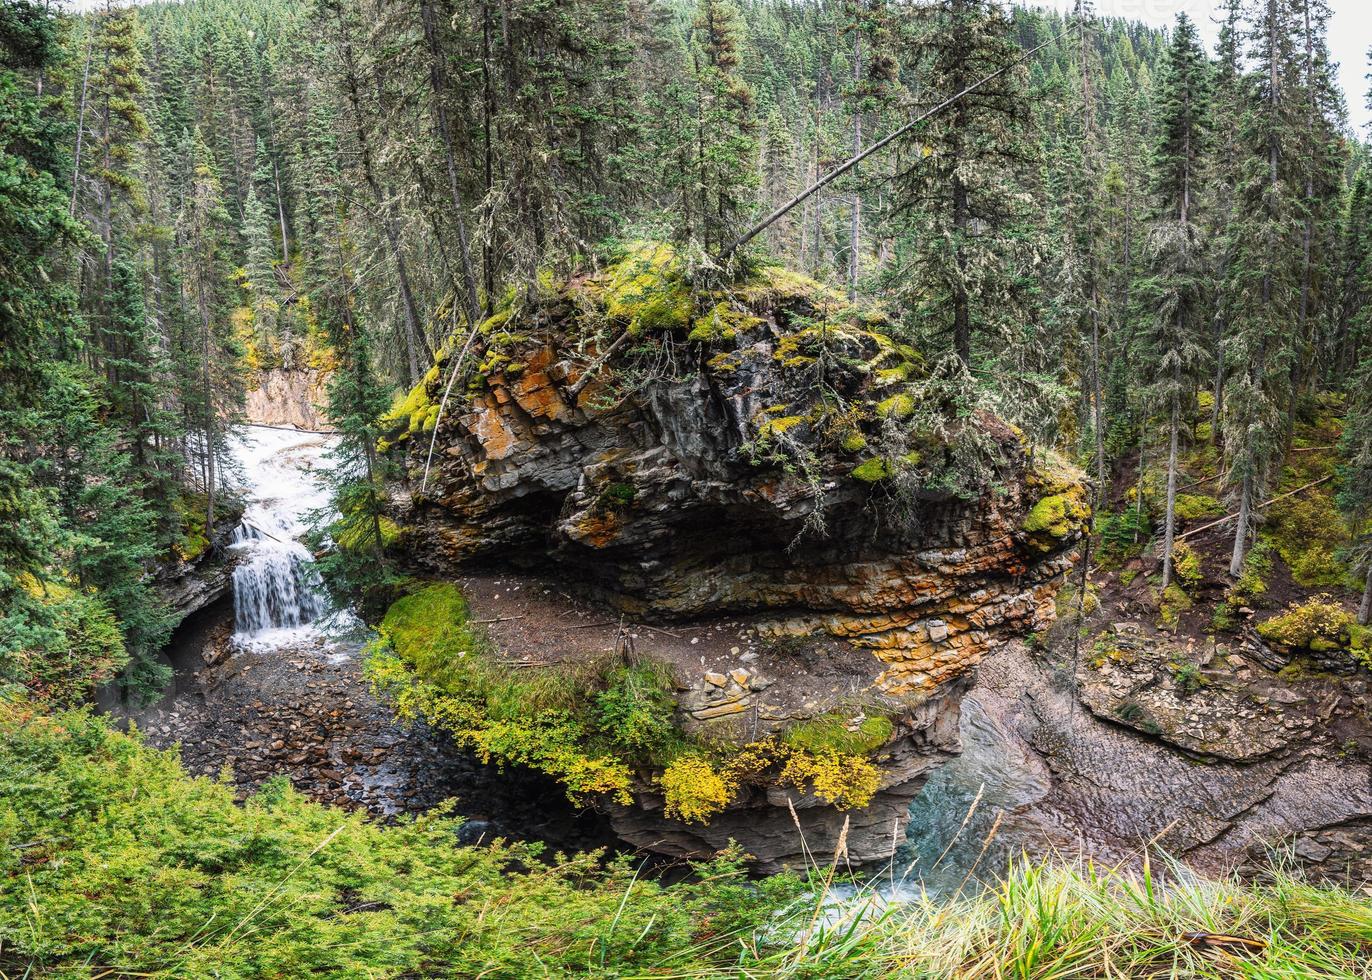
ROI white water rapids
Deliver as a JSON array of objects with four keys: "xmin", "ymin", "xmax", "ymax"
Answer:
[{"xmin": 227, "ymin": 426, "xmax": 349, "ymax": 648}]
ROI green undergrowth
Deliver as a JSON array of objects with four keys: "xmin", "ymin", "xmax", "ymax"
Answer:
[
  {"xmin": 5, "ymin": 705, "xmax": 1370, "ymax": 978},
  {"xmin": 171, "ymin": 491, "xmax": 212, "ymax": 562},
  {"xmin": 1258, "ymin": 595, "xmax": 1372, "ymax": 666},
  {"xmin": 0, "ymin": 575, "xmax": 128, "ymax": 705},
  {"xmin": 366, "ymin": 583, "xmax": 892, "ymax": 824},
  {"xmin": 0, "ymin": 701, "xmax": 803, "ymax": 978},
  {"xmin": 1265, "ymin": 404, "xmax": 1355, "ymax": 588}
]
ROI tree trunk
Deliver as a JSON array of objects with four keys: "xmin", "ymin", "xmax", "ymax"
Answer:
[
  {"xmin": 420, "ymin": 0, "xmax": 481, "ymax": 326},
  {"xmin": 847, "ymin": 22, "xmax": 862, "ymax": 302},
  {"xmin": 1359, "ymin": 564, "xmax": 1371, "ymax": 625},
  {"xmin": 70, "ymin": 26, "xmax": 93, "ymax": 218},
  {"xmin": 1229, "ymin": 471, "xmax": 1251, "ymax": 578},
  {"xmin": 1161, "ymin": 391, "xmax": 1179, "ymax": 590},
  {"xmin": 952, "ymin": 173, "xmax": 970, "ymax": 367},
  {"xmin": 1211, "ymin": 302, "xmax": 1225, "ymax": 445},
  {"xmin": 336, "ymin": 23, "xmax": 429, "ymax": 384},
  {"xmin": 198, "ymin": 276, "xmax": 216, "ymax": 542}
]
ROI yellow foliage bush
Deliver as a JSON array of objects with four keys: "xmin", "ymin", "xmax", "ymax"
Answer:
[
  {"xmin": 662, "ymin": 754, "xmax": 733, "ymax": 823},
  {"xmin": 1257, "ymin": 596, "xmax": 1357, "ymax": 652}
]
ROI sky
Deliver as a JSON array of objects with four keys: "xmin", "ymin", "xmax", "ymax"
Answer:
[{"xmin": 1027, "ymin": 0, "xmax": 1371, "ymax": 132}]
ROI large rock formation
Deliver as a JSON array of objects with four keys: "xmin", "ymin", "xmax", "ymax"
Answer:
[{"xmin": 387, "ymin": 244, "xmax": 1086, "ymax": 867}]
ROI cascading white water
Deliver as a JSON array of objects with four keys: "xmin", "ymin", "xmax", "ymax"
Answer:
[{"xmin": 227, "ymin": 426, "xmax": 339, "ymax": 646}]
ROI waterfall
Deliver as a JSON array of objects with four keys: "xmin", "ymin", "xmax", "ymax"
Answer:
[{"xmin": 227, "ymin": 427, "xmax": 339, "ymax": 645}]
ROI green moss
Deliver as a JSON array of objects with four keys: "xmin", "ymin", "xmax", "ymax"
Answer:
[
  {"xmin": 598, "ymin": 481, "xmax": 637, "ymax": 509},
  {"xmin": 172, "ymin": 492, "xmax": 211, "ymax": 562},
  {"xmin": 1171, "ymin": 541, "xmax": 1202, "ymax": 588},
  {"xmin": 706, "ymin": 350, "xmax": 742, "ymax": 374},
  {"xmin": 1264, "ymin": 412, "xmax": 1353, "ymax": 587},
  {"xmin": 875, "ymin": 393, "xmax": 915, "ymax": 419},
  {"xmin": 1158, "ymin": 583, "xmax": 1193, "ymax": 631},
  {"xmin": 782, "ymin": 713, "xmax": 893, "ymax": 757},
  {"xmin": 598, "ymin": 242, "xmax": 692, "ymax": 336},
  {"xmin": 1021, "ymin": 490, "xmax": 1089, "ymax": 549},
  {"xmin": 379, "ymin": 372, "xmax": 439, "ymax": 451},
  {"xmin": 841, "ymin": 430, "xmax": 868, "ymax": 453},
  {"xmin": 1173, "ymin": 494, "xmax": 1224, "ymax": 521},
  {"xmin": 852, "ymin": 457, "xmax": 894, "ymax": 483},
  {"xmin": 758, "ymin": 415, "xmax": 804, "ymax": 440},
  {"xmin": 1229, "ymin": 539, "xmax": 1273, "ymax": 606},
  {"xmin": 688, "ymin": 302, "xmax": 761, "ymax": 344}
]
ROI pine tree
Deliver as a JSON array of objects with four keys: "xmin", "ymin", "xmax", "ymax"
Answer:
[
  {"xmin": 1208, "ymin": 0, "xmax": 1244, "ymax": 442},
  {"xmin": 178, "ymin": 129, "xmax": 243, "ymax": 542},
  {"xmin": 889, "ymin": 0, "xmax": 1038, "ymax": 369},
  {"xmin": 1223, "ymin": 0, "xmax": 1304, "ymax": 578},
  {"xmin": 691, "ymin": 0, "xmax": 758, "ymax": 254},
  {"xmin": 840, "ymin": 0, "xmax": 898, "ymax": 298},
  {"xmin": 77, "ymin": 1, "xmax": 149, "ymax": 365},
  {"xmin": 1338, "ymin": 350, "xmax": 1372, "ymax": 623},
  {"xmin": 1140, "ymin": 13, "xmax": 1210, "ymax": 591}
]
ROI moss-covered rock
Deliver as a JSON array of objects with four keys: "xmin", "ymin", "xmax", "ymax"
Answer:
[{"xmin": 1022, "ymin": 490, "xmax": 1090, "ymax": 553}]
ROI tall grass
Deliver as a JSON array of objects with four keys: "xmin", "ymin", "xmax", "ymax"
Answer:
[{"xmin": 703, "ymin": 851, "xmax": 1372, "ymax": 978}]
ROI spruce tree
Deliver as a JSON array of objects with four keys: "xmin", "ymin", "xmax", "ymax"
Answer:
[
  {"xmin": 1222, "ymin": 0, "xmax": 1303, "ymax": 578},
  {"xmin": 1140, "ymin": 13, "xmax": 1210, "ymax": 590},
  {"xmin": 691, "ymin": 0, "xmax": 758, "ymax": 254},
  {"xmin": 889, "ymin": 0, "xmax": 1038, "ymax": 369}
]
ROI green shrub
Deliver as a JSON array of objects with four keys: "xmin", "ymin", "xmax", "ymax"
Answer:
[
  {"xmin": 1170, "ymin": 660, "xmax": 1207, "ymax": 695},
  {"xmin": 592, "ymin": 662, "xmax": 684, "ymax": 762},
  {"xmin": 1097, "ymin": 507, "xmax": 1150, "ymax": 561},
  {"xmin": 0, "ymin": 703, "xmax": 805, "ymax": 977},
  {"xmin": 1257, "ymin": 596, "xmax": 1359, "ymax": 653}
]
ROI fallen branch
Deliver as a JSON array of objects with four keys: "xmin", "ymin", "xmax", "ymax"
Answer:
[
  {"xmin": 473, "ymin": 614, "xmax": 528, "ymax": 625},
  {"xmin": 1175, "ymin": 475, "xmax": 1332, "ymax": 542},
  {"xmin": 720, "ymin": 25, "xmax": 1074, "ymax": 261},
  {"xmin": 566, "ymin": 328, "xmax": 635, "ymax": 400},
  {"xmin": 567, "ymin": 620, "xmax": 617, "ymax": 631},
  {"xmin": 420, "ymin": 322, "xmax": 483, "ymax": 494}
]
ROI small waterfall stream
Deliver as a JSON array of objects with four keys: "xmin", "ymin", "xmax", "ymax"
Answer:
[{"xmin": 227, "ymin": 426, "xmax": 340, "ymax": 645}]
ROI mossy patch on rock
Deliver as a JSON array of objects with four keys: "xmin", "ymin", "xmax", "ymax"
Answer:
[
  {"xmin": 1022, "ymin": 490, "xmax": 1090, "ymax": 552},
  {"xmin": 851, "ymin": 457, "xmax": 894, "ymax": 483},
  {"xmin": 1257, "ymin": 596, "xmax": 1368, "ymax": 662},
  {"xmin": 782, "ymin": 712, "xmax": 893, "ymax": 757}
]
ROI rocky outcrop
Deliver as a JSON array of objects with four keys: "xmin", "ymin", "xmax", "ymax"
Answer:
[
  {"xmin": 969, "ymin": 623, "xmax": 1372, "ymax": 885},
  {"xmin": 154, "ymin": 504, "xmax": 245, "ymax": 624},
  {"xmin": 387, "ymin": 245, "xmax": 1086, "ymax": 866},
  {"xmin": 244, "ymin": 368, "xmax": 330, "ymax": 431},
  {"xmin": 611, "ymin": 673, "xmax": 972, "ymax": 872}
]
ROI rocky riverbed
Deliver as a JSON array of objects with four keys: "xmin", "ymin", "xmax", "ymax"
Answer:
[{"xmin": 107, "ymin": 600, "xmax": 618, "ymax": 853}]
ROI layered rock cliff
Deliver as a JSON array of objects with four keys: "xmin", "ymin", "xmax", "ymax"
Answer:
[{"xmin": 381, "ymin": 244, "xmax": 1086, "ymax": 867}]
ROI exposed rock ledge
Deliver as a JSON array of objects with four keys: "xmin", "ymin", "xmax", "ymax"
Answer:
[
  {"xmin": 385, "ymin": 245, "xmax": 1086, "ymax": 868},
  {"xmin": 245, "ymin": 367, "xmax": 329, "ymax": 431}
]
